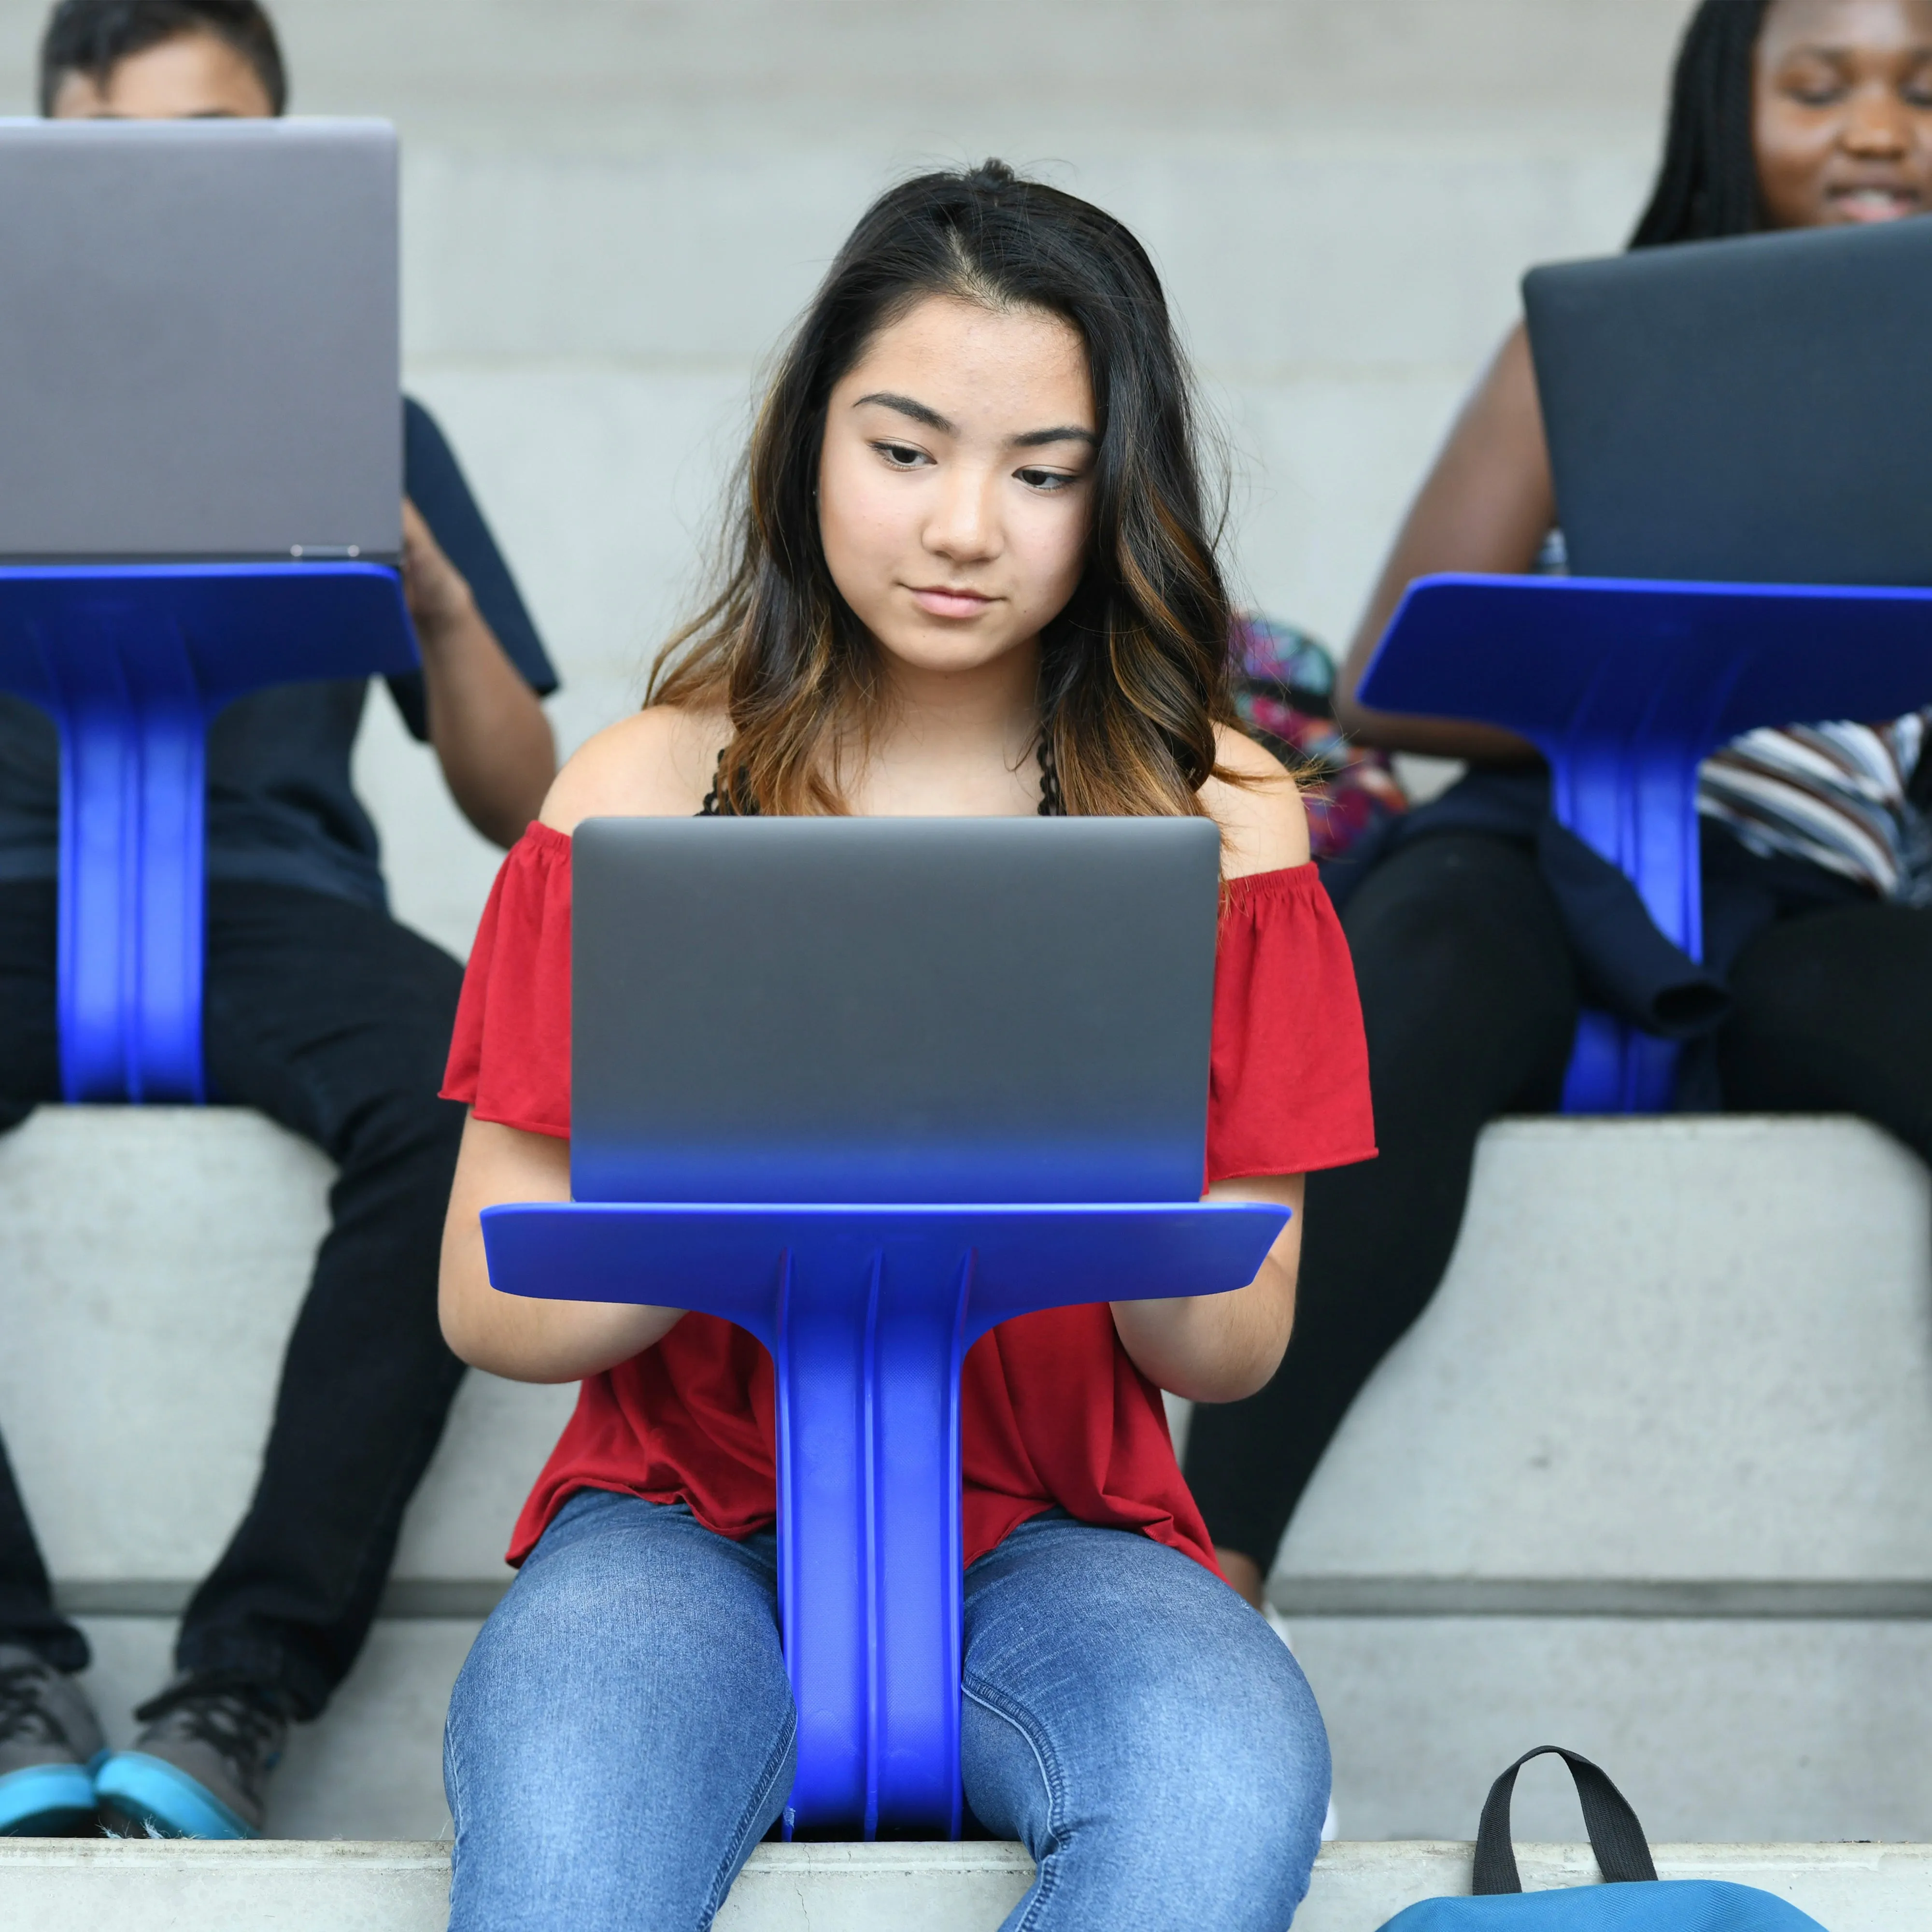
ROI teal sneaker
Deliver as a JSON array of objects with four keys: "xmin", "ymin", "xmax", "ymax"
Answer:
[
  {"xmin": 0, "ymin": 1644, "xmax": 105, "ymax": 1836},
  {"xmin": 94, "ymin": 1682, "xmax": 286, "ymax": 1839}
]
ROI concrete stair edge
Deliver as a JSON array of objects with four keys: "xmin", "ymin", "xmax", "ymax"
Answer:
[{"xmin": 3, "ymin": 1839, "xmax": 1930, "ymax": 1932}]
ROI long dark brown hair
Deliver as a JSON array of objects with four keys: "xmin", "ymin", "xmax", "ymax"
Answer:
[{"xmin": 651, "ymin": 160, "xmax": 1242, "ymax": 818}]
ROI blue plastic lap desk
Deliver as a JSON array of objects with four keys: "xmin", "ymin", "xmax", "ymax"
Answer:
[
  {"xmin": 482, "ymin": 1177, "xmax": 1286, "ymax": 1840},
  {"xmin": 1358, "ymin": 574, "xmax": 1932, "ymax": 1110},
  {"xmin": 0, "ymin": 563, "xmax": 418, "ymax": 1104}
]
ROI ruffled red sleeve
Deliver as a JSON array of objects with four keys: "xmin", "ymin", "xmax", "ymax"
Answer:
[
  {"xmin": 1206, "ymin": 864, "xmax": 1376, "ymax": 1180},
  {"xmin": 441, "ymin": 822, "xmax": 573, "ymax": 1138}
]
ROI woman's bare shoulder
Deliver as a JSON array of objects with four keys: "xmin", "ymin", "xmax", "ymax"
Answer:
[
  {"xmin": 538, "ymin": 705, "xmax": 733, "ymax": 833},
  {"xmin": 1202, "ymin": 725, "xmax": 1312, "ymax": 880}
]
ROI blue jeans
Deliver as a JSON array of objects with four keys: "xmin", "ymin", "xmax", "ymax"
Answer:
[{"xmin": 445, "ymin": 1490, "xmax": 1330, "ymax": 1931}]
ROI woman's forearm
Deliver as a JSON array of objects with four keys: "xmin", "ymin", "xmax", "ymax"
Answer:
[
  {"xmin": 401, "ymin": 496, "xmax": 556, "ymax": 847},
  {"xmin": 439, "ymin": 1114, "xmax": 683, "ymax": 1383},
  {"xmin": 416, "ymin": 595, "xmax": 558, "ymax": 848},
  {"xmin": 1110, "ymin": 1175, "xmax": 1304, "ymax": 1403},
  {"xmin": 1332, "ymin": 323, "xmax": 1555, "ymax": 762}
]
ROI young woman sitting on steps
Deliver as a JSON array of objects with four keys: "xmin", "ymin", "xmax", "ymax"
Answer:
[
  {"xmin": 434, "ymin": 164, "xmax": 1376, "ymax": 1932},
  {"xmin": 1184, "ymin": 0, "xmax": 1932, "ymax": 1613}
]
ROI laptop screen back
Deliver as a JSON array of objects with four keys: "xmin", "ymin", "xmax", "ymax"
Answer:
[
  {"xmin": 0, "ymin": 119, "xmax": 399, "ymax": 564},
  {"xmin": 1524, "ymin": 216, "xmax": 1932, "ymax": 585},
  {"xmin": 569, "ymin": 815, "xmax": 1222, "ymax": 1206}
]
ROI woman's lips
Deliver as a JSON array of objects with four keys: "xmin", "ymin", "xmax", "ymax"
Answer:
[
  {"xmin": 909, "ymin": 585, "xmax": 995, "ymax": 619},
  {"xmin": 1828, "ymin": 184, "xmax": 1922, "ymax": 221}
]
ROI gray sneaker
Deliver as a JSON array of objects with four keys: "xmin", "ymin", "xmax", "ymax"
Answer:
[
  {"xmin": 93, "ymin": 1682, "xmax": 286, "ymax": 1839},
  {"xmin": 0, "ymin": 1644, "xmax": 105, "ymax": 1835}
]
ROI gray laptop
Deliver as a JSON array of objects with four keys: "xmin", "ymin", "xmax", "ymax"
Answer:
[
  {"xmin": 0, "ymin": 118, "xmax": 399, "ymax": 564},
  {"xmin": 1524, "ymin": 214, "xmax": 1932, "ymax": 585},
  {"xmin": 569, "ymin": 816, "xmax": 1222, "ymax": 1207}
]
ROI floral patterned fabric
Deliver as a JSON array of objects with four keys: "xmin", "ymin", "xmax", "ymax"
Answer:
[{"xmin": 1231, "ymin": 612, "xmax": 1407, "ymax": 862}]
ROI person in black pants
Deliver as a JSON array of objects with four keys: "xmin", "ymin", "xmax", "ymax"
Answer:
[
  {"xmin": 1185, "ymin": 0, "xmax": 1932, "ymax": 1609},
  {"xmin": 0, "ymin": 0, "xmax": 559, "ymax": 1838}
]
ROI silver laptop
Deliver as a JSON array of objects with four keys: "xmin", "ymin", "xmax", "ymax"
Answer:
[
  {"xmin": 0, "ymin": 118, "xmax": 399, "ymax": 564},
  {"xmin": 1524, "ymin": 215, "xmax": 1932, "ymax": 586},
  {"xmin": 569, "ymin": 816, "xmax": 1222, "ymax": 1206}
]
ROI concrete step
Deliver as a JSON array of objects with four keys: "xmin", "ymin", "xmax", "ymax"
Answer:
[
  {"xmin": 0, "ymin": 1107, "xmax": 574, "ymax": 1593},
  {"xmin": 1286, "ymin": 1615, "xmax": 1932, "ymax": 1845},
  {"xmin": 3, "ymin": 1839, "xmax": 1928, "ymax": 1932},
  {"xmin": 9, "ymin": 1108, "xmax": 1932, "ymax": 1843},
  {"xmin": 1253, "ymin": 1114, "xmax": 1932, "ymax": 1843},
  {"xmin": 82, "ymin": 1612, "xmax": 1932, "ymax": 1847},
  {"xmin": 16, "ymin": 1110, "xmax": 1925, "ymax": 1593},
  {"xmin": 1, "ymin": 1107, "xmax": 553, "ymax": 1840},
  {"xmin": 1278, "ymin": 1114, "xmax": 1932, "ymax": 1586}
]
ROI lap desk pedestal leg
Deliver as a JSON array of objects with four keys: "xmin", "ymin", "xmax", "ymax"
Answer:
[
  {"xmin": 0, "ymin": 564, "xmax": 418, "ymax": 1102},
  {"xmin": 1359, "ymin": 574, "xmax": 1932, "ymax": 1111},
  {"xmin": 482, "ymin": 1197, "xmax": 1286, "ymax": 1840}
]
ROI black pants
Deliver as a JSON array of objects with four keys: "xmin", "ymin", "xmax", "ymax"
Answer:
[
  {"xmin": 1183, "ymin": 829, "xmax": 1932, "ymax": 1570},
  {"xmin": 0, "ymin": 880, "xmax": 468, "ymax": 1719}
]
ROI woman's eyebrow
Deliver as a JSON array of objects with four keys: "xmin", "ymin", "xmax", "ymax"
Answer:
[
  {"xmin": 1011, "ymin": 425, "xmax": 1097, "ymax": 450},
  {"xmin": 853, "ymin": 391, "xmax": 952, "ymax": 432},
  {"xmin": 852, "ymin": 392, "xmax": 1095, "ymax": 450}
]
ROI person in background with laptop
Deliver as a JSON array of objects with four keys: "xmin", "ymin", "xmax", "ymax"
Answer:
[
  {"xmin": 435, "ymin": 163, "xmax": 1374, "ymax": 1931},
  {"xmin": 1185, "ymin": 0, "xmax": 1932, "ymax": 1613},
  {"xmin": 0, "ymin": 0, "xmax": 559, "ymax": 1840}
]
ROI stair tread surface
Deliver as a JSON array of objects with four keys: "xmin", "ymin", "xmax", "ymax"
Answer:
[{"xmin": 3, "ymin": 1841, "xmax": 1930, "ymax": 1932}]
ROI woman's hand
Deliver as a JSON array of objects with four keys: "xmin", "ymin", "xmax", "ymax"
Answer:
[
  {"xmin": 439, "ymin": 1113, "xmax": 684, "ymax": 1383},
  {"xmin": 1110, "ymin": 1174, "xmax": 1305, "ymax": 1402},
  {"xmin": 402, "ymin": 498, "xmax": 557, "ymax": 848}
]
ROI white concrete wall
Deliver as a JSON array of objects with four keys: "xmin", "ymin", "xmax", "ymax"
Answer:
[{"xmin": 0, "ymin": 0, "xmax": 1686, "ymax": 955}]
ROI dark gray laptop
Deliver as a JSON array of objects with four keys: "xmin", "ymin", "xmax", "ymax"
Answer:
[
  {"xmin": 1524, "ymin": 215, "xmax": 1932, "ymax": 585},
  {"xmin": 0, "ymin": 118, "xmax": 399, "ymax": 564},
  {"xmin": 569, "ymin": 816, "xmax": 1222, "ymax": 1206}
]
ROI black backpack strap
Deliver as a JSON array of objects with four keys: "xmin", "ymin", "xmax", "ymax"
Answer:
[{"xmin": 1472, "ymin": 1747, "xmax": 1660, "ymax": 1896}]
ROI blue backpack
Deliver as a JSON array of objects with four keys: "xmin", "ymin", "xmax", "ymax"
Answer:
[{"xmin": 1379, "ymin": 1748, "xmax": 1825, "ymax": 1929}]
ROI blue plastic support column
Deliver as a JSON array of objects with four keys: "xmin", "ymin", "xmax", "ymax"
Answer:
[
  {"xmin": 1358, "ymin": 574, "xmax": 1932, "ymax": 1111},
  {"xmin": 481, "ymin": 1198, "xmax": 1288, "ymax": 1840},
  {"xmin": 54, "ymin": 601, "xmax": 207, "ymax": 1100},
  {"xmin": 0, "ymin": 564, "xmax": 419, "ymax": 1102},
  {"xmin": 774, "ymin": 1231, "xmax": 968, "ymax": 1835}
]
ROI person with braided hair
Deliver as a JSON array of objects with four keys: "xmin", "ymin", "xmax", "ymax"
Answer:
[
  {"xmin": 1184, "ymin": 0, "xmax": 1932, "ymax": 1612},
  {"xmin": 434, "ymin": 162, "xmax": 1374, "ymax": 1931}
]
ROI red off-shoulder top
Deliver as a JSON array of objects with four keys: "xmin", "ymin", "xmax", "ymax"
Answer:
[{"xmin": 444, "ymin": 822, "xmax": 1375, "ymax": 1577}]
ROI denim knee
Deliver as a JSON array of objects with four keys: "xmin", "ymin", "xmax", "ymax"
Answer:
[
  {"xmin": 1017, "ymin": 1618, "xmax": 1328, "ymax": 1905},
  {"xmin": 960, "ymin": 1518, "xmax": 1329, "ymax": 1931},
  {"xmin": 444, "ymin": 1492, "xmax": 795, "ymax": 1932},
  {"xmin": 1129, "ymin": 1634, "xmax": 1330, "ymax": 1897}
]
